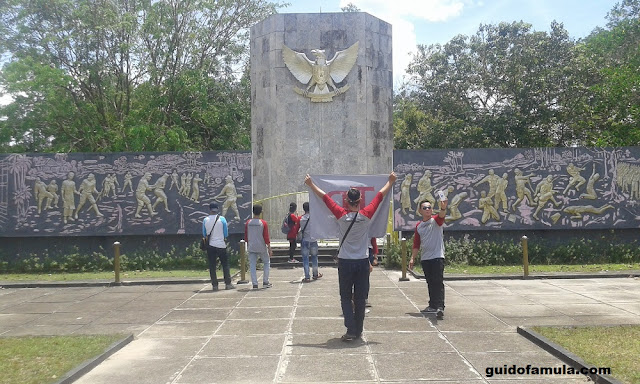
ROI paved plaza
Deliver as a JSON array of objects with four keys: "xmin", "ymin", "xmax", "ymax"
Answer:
[{"xmin": 1, "ymin": 268, "xmax": 639, "ymax": 383}]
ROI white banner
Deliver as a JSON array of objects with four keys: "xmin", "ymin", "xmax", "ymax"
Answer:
[{"xmin": 307, "ymin": 174, "xmax": 391, "ymax": 240}]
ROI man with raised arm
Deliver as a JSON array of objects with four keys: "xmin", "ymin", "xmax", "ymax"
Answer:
[{"xmin": 305, "ymin": 172, "xmax": 397, "ymax": 342}]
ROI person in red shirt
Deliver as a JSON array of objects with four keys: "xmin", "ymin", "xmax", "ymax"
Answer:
[{"xmin": 287, "ymin": 202, "xmax": 300, "ymax": 263}]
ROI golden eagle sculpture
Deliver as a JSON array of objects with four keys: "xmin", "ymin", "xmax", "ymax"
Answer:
[{"xmin": 282, "ymin": 41, "xmax": 359, "ymax": 102}]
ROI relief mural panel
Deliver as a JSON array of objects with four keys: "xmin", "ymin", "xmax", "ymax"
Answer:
[
  {"xmin": 0, "ymin": 151, "xmax": 251, "ymax": 236},
  {"xmin": 393, "ymin": 148, "xmax": 640, "ymax": 231}
]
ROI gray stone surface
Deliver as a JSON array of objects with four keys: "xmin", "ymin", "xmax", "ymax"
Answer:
[
  {"xmin": 1, "ymin": 271, "xmax": 639, "ymax": 383},
  {"xmin": 250, "ymin": 13, "xmax": 394, "ymax": 233}
]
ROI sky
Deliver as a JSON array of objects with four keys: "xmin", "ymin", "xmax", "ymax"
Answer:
[
  {"xmin": 280, "ymin": 0, "xmax": 614, "ymax": 87},
  {"xmin": 0, "ymin": 0, "xmax": 615, "ymax": 105}
]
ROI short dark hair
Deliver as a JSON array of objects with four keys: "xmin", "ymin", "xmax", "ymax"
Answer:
[
  {"xmin": 419, "ymin": 200, "xmax": 432, "ymax": 209},
  {"xmin": 347, "ymin": 188, "xmax": 361, "ymax": 205},
  {"xmin": 289, "ymin": 202, "xmax": 297, "ymax": 213},
  {"xmin": 253, "ymin": 205, "xmax": 262, "ymax": 215},
  {"xmin": 303, "ymin": 202, "xmax": 309, "ymax": 212}
]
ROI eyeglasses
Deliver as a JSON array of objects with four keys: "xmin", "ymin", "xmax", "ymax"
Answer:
[{"xmin": 421, "ymin": 206, "xmax": 432, "ymax": 210}]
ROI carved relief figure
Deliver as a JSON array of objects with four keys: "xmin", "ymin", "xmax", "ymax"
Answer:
[
  {"xmin": 413, "ymin": 171, "xmax": 435, "ymax": 215},
  {"xmin": 75, "ymin": 173, "xmax": 103, "ymax": 218},
  {"xmin": 100, "ymin": 173, "xmax": 118, "ymax": 198},
  {"xmin": 61, "ymin": 172, "xmax": 78, "ymax": 224},
  {"xmin": 474, "ymin": 169, "xmax": 499, "ymax": 198},
  {"xmin": 179, "ymin": 173, "xmax": 188, "ymax": 196},
  {"xmin": 580, "ymin": 164, "xmax": 600, "ymax": 200},
  {"xmin": 183, "ymin": 173, "xmax": 193, "ymax": 198},
  {"xmin": 445, "ymin": 191, "xmax": 468, "ymax": 222},
  {"xmin": 45, "ymin": 180, "xmax": 59, "ymax": 209},
  {"xmin": 190, "ymin": 173, "xmax": 202, "ymax": 203},
  {"xmin": 563, "ymin": 204, "xmax": 615, "ymax": 220},
  {"xmin": 169, "ymin": 169, "xmax": 180, "ymax": 191},
  {"xmin": 533, "ymin": 175, "xmax": 561, "ymax": 220},
  {"xmin": 479, "ymin": 190, "xmax": 500, "ymax": 224},
  {"xmin": 494, "ymin": 173, "xmax": 509, "ymax": 213},
  {"xmin": 563, "ymin": 163, "xmax": 586, "ymax": 194},
  {"xmin": 34, "ymin": 177, "xmax": 53, "ymax": 214},
  {"xmin": 135, "ymin": 172, "xmax": 156, "ymax": 218},
  {"xmin": 122, "ymin": 172, "xmax": 133, "ymax": 193},
  {"xmin": 400, "ymin": 174, "xmax": 412, "ymax": 214},
  {"xmin": 152, "ymin": 173, "xmax": 170, "ymax": 213},
  {"xmin": 214, "ymin": 175, "xmax": 241, "ymax": 221},
  {"xmin": 282, "ymin": 41, "xmax": 359, "ymax": 102},
  {"xmin": 512, "ymin": 169, "xmax": 536, "ymax": 211}
]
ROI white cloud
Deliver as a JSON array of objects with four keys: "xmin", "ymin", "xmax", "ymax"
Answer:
[{"xmin": 339, "ymin": 0, "xmax": 470, "ymax": 87}]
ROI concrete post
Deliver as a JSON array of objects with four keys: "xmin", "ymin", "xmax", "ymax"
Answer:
[
  {"xmin": 113, "ymin": 241, "xmax": 121, "ymax": 285},
  {"xmin": 399, "ymin": 237, "xmax": 409, "ymax": 281},
  {"xmin": 238, "ymin": 240, "xmax": 249, "ymax": 284},
  {"xmin": 522, "ymin": 236, "xmax": 529, "ymax": 278}
]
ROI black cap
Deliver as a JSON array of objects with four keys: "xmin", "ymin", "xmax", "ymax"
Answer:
[{"xmin": 209, "ymin": 203, "xmax": 219, "ymax": 212}]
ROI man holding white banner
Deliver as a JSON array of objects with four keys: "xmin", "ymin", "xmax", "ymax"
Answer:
[{"xmin": 305, "ymin": 172, "xmax": 396, "ymax": 342}]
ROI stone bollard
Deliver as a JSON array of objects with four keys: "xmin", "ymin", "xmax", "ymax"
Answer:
[
  {"xmin": 113, "ymin": 241, "xmax": 121, "ymax": 285},
  {"xmin": 399, "ymin": 237, "xmax": 409, "ymax": 281},
  {"xmin": 522, "ymin": 236, "xmax": 529, "ymax": 278},
  {"xmin": 238, "ymin": 240, "xmax": 249, "ymax": 284},
  {"xmin": 385, "ymin": 232, "xmax": 391, "ymax": 266}
]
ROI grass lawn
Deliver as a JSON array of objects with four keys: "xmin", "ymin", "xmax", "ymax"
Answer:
[
  {"xmin": 0, "ymin": 335, "xmax": 125, "ymax": 384},
  {"xmin": 409, "ymin": 263, "xmax": 640, "ymax": 275},
  {"xmin": 533, "ymin": 325, "xmax": 640, "ymax": 384},
  {"xmin": 0, "ymin": 269, "xmax": 239, "ymax": 282}
]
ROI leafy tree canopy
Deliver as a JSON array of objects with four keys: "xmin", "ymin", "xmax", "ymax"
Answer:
[{"xmin": 0, "ymin": 0, "xmax": 285, "ymax": 153}]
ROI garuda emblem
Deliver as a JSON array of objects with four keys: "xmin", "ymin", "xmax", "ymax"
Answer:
[{"xmin": 282, "ymin": 41, "xmax": 359, "ymax": 102}]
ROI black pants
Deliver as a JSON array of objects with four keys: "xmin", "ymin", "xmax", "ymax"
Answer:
[
  {"xmin": 338, "ymin": 258, "xmax": 370, "ymax": 336},
  {"xmin": 421, "ymin": 258, "xmax": 445, "ymax": 309},
  {"xmin": 207, "ymin": 246, "xmax": 231, "ymax": 287},
  {"xmin": 288, "ymin": 239, "xmax": 297, "ymax": 260}
]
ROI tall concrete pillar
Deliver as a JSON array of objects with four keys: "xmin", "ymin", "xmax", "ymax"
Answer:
[{"xmin": 250, "ymin": 12, "xmax": 393, "ymax": 235}]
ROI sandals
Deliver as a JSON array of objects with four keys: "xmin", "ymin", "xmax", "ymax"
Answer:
[
  {"xmin": 302, "ymin": 278, "xmax": 311, "ymax": 283},
  {"xmin": 312, "ymin": 273, "xmax": 323, "ymax": 280}
]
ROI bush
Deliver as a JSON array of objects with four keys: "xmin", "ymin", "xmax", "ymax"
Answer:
[
  {"xmin": 384, "ymin": 234, "xmax": 640, "ymax": 270},
  {"xmin": 0, "ymin": 241, "xmax": 242, "ymax": 273}
]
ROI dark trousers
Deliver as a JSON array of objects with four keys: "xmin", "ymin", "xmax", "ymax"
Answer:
[
  {"xmin": 338, "ymin": 258, "xmax": 370, "ymax": 336},
  {"xmin": 288, "ymin": 239, "xmax": 297, "ymax": 259},
  {"xmin": 207, "ymin": 246, "xmax": 231, "ymax": 287},
  {"xmin": 421, "ymin": 258, "xmax": 445, "ymax": 309}
]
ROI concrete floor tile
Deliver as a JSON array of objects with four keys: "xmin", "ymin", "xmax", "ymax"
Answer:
[
  {"xmin": 176, "ymin": 355, "xmax": 280, "ymax": 383},
  {"xmin": 373, "ymin": 352, "xmax": 482, "ymax": 381},
  {"xmin": 200, "ymin": 334, "xmax": 286, "ymax": 356},
  {"xmin": 228, "ymin": 306, "xmax": 293, "ymax": 319},
  {"xmin": 216, "ymin": 318, "xmax": 291, "ymax": 335},
  {"xmin": 281, "ymin": 354, "xmax": 376, "ymax": 382}
]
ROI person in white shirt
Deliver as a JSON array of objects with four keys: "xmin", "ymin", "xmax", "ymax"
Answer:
[{"xmin": 202, "ymin": 203, "xmax": 234, "ymax": 291}]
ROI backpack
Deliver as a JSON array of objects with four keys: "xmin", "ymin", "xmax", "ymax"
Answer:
[{"xmin": 280, "ymin": 214, "xmax": 291, "ymax": 234}]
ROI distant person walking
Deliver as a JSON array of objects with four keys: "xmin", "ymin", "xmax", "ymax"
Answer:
[
  {"xmin": 299, "ymin": 202, "xmax": 321, "ymax": 282},
  {"xmin": 286, "ymin": 202, "xmax": 300, "ymax": 263},
  {"xmin": 410, "ymin": 198, "xmax": 448, "ymax": 320},
  {"xmin": 305, "ymin": 172, "xmax": 396, "ymax": 342},
  {"xmin": 202, "ymin": 203, "xmax": 234, "ymax": 291},
  {"xmin": 244, "ymin": 205, "xmax": 273, "ymax": 289}
]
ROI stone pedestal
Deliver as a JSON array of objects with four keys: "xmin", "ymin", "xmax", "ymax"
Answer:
[{"xmin": 250, "ymin": 12, "xmax": 393, "ymax": 235}]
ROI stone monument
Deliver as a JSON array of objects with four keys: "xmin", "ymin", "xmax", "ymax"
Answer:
[{"xmin": 250, "ymin": 12, "xmax": 393, "ymax": 235}]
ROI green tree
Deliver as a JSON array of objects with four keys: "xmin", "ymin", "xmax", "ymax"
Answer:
[
  {"xmin": 0, "ymin": 0, "xmax": 284, "ymax": 153},
  {"xmin": 404, "ymin": 21, "xmax": 578, "ymax": 149},
  {"xmin": 575, "ymin": 0, "xmax": 640, "ymax": 146}
]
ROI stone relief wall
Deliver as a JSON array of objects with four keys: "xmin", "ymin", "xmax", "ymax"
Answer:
[
  {"xmin": 0, "ymin": 151, "xmax": 251, "ymax": 236},
  {"xmin": 393, "ymin": 147, "xmax": 640, "ymax": 231}
]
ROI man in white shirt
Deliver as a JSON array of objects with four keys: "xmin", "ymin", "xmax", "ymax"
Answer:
[{"xmin": 202, "ymin": 203, "xmax": 234, "ymax": 291}]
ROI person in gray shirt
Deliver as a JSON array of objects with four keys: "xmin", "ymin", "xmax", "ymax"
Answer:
[
  {"xmin": 305, "ymin": 172, "xmax": 396, "ymax": 342},
  {"xmin": 410, "ymin": 198, "xmax": 448, "ymax": 320}
]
